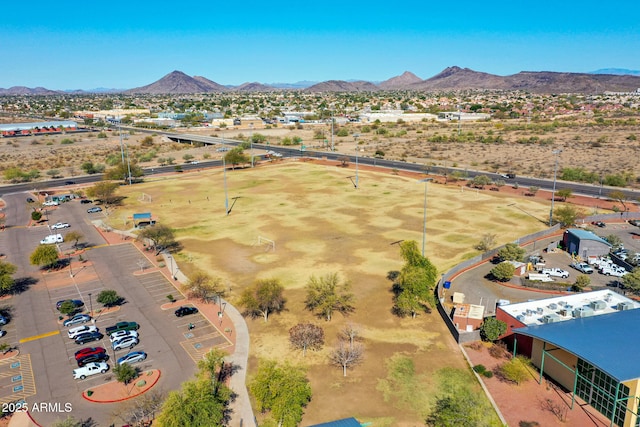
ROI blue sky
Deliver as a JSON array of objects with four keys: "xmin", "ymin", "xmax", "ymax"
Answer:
[{"xmin": 2, "ymin": 0, "xmax": 639, "ymax": 90}]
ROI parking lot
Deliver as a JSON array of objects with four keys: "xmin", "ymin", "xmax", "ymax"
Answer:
[{"xmin": 0, "ymin": 193, "xmax": 230, "ymax": 425}]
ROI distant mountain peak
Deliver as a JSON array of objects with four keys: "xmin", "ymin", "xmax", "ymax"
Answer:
[{"xmin": 378, "ymin": 71, "xmax": 423, "ymax": 89}]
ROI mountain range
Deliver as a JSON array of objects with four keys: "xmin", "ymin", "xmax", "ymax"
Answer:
[{"xmin": 2, "ymin": 67, "xmax": 640, "ymax": 95}]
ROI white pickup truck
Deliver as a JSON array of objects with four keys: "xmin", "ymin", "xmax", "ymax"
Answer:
[
  {"xmin": 72, "ymin": 362, "xmax": 108, "ymax": 380},
  {"xmin": 540, "ymin": 268, "xmax": 569, "ymax": 279},
  {"xmin": 528, "ymin": 273, "xmax": 554, "ymax": 282}
]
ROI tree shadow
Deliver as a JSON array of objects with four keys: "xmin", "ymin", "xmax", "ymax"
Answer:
[{"xmin": 9, "ymin": 276, "xmax": 39, "ymax": 295}]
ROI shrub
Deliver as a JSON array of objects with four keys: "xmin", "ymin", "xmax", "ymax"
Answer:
[
  {"xmin": 482, "ymin": 370, "xmax": 494, "ymax": 378},
  {"xmin": 498, "ymin": 355, "xmax": 532, "ymax": 385},
  {"xmin": 480, "ymin": 317, "xmax": 507, "ymax": 341},
  {"xmin": 489, "ymin": 341, "xmax": 509, "ymax": 359},
  {"xmin": 473, "ymin": 364, "xmax": 487, "ymax": 374}
]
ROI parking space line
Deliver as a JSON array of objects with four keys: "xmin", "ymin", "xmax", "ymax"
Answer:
[{"xmin": 19, "ymin": 330, "xmax": 60, "ymax": 344}]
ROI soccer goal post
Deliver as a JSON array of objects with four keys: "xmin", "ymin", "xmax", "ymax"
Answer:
[{"xmin": 256, "ymin": 236, "xmax": 276, "ymax": 252}]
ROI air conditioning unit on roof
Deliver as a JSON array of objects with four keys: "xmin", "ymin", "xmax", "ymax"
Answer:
[
  {"xmin": 548, "ymin": 303, "xmax": 558, "ymax": 310},
  {"xmin": 590, "ymin": 300, "xmax": 606, "ymax": 311},
  {"xmin": 617, "ymin": 302, "xmax": 634, "ymax": 311}
]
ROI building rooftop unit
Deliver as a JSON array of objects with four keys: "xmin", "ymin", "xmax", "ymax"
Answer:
[{"xmin": 499, "ymin": 289, "xmax": 638, "ymax": 326}]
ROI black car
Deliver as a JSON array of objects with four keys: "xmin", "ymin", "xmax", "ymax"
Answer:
[
  {"xmin": 56, "ymin": 299, "xmax": 84, "ymax": 311},
  {"xmin": 75, "ymin": 331, "xmax": 104, "ymax": 345},
  {"xmin": 592, "ymin": 221, "xmax": 606, "ymax": 228},
  {"xmin": 26, "ymin": 197, "xmax": 35, "ymax": 203},
  {"xmin": 629, "ymin": 219, "xmax": 640, "ymax": 227},
  {"xmin": 77, "ymin": 352, "xmax": 109, "ymax": 367},
  {"xmin": 80, "ymin": 199, "xmax": 93, "ymax": 204},
  {"xmin": 175, "ymin": 306, "xmax": 198, "ymax": 317},
  {"xmin": 65, "ymin": 181, "xmax": 76, "ymax": 185}
]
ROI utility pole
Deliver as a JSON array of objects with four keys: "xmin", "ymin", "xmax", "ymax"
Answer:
[{"xmin": 549, "ymin": 149, "xmax": 562, "ymax": 226}]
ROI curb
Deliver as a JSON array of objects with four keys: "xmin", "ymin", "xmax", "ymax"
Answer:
[{"xmin": 81, "ymin": 370, "xmax": 161, "ymax": 403}]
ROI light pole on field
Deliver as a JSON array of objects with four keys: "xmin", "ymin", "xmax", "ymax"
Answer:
[
  {"xmin": 419, "ymin": 178, "xmax": 434, "ymax": 257},
  {"xmin": 549, "ymin": 149, "xmax": 562, "ymax": 226},
  {"xmin": 88, "ymin": 292, "xmax": 93, "ymax": 319}
]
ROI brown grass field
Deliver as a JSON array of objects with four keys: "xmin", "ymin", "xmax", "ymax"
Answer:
[{"xmin": 107, "ymin": 160, "xmax": 553, "ymax": 425}]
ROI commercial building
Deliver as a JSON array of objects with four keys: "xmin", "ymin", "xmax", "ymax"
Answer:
[
  {"xmin": 497, "ymin": 290, "xmax": 640, "ymax": 426},
  {"xmin": 563, "ymin": 228, "xmax": 612, "ymax": 258},
  {"xmin": 0, "ymin": 121, "xmax": 78, "ymax": 137}
]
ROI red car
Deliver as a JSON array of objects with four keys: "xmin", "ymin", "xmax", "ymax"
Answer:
[{"xmin": 74, "ymin": 347, "xmax": 106, "ymax": 361}]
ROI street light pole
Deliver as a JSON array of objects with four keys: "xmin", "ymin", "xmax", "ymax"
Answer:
[
  {"xmin": 549, "ymin": 149, "xmax": 562, "ymax": 226},
  {"xmin": 419, "ymin": 178, "xmax": 434, "ymax": 257},
  {"xmin": 88, "ymin": 292, "xmax": 93, "ymax": 318},
  {"xmin": 68, "ymin": 253, "xmax": 73, "ymax": 278}
]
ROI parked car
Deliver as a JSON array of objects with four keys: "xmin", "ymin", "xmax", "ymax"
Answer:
[
  {"xmin": 0, "ymin": 315, "xmax": 8, "ymax": 325},
  {"xmin": 0, "ymin": 330, "xmax": 6, "ymax": 338},
  {"xmin": 80, "ymin": 199, "xmax": 93, "ymax": 204},
  {"xmin": 56, "ymin": 299, "xmax": 84, "ymax": 311},
  {"xmin": 26, "ymin": 197, "xmax": 35, "ymax": 203},
  {"xmin": 57, "ymin": 299, "xmax": 84, "ymax": 311},
  {"xmin": 109, "ymin": 330, "xmax": 139, "ymax": 343},
  {"xmin": 50, "ymin": 222, "xmax": 70, "ymax": 230},
  {"xmin": 175, "ymin": 306, "xmax": 198, "ymax": 317},
  {"xmin": 591, "ymin": 221, "xmax": 606, "ymax": 228},
  {"xmin": 73, "ymin": 362, "xmax": 108, "ymax": 380},
  {"xmin": 74, "ymin": 331, "xmax": 104, "ymax": 345},
  {"xmin": 43, "ymin": 200, "xmax": 59, "ymax": 207},
  {"xmin": 87, "ymin": 207, "xmax": 102, "ymax": 213},
  {"xmin": 571, "ymin": 262, "xmax": 594, "ymax": 274},
  {"xmin": 74, "ymin": 347, "xmax": 106, "ymax": 361},
  {"xmin": 68, "ymin": 325, "xmax": 98, "ymax": 339},
  {"xmin": 628, "ymin": 219, "xmax": 640, "ymax": 227},
  {"xmin": 112, "ymin": 336, "xmax": 139, "ymax": 351},
  {"xmin": 77, "ymin": 353, "xmax": 109, "ymax": 367},
  {"xmin": 117, "ymin": 351, "xmax": 147, "ymax": 365},
  {"xmin": 65, "ymin": 181, "xmax": 76, "ymax": 185},
  {"xmin": 63, "ymin": 314, "xmax": 92, "ymax": 327},
  {"xmin": 105, "ymin": 321, "xmax": 139, "ymax": 335},
  {"xmin": 540, "ymin": 268, "xmax": 570, "ymax": 279}
]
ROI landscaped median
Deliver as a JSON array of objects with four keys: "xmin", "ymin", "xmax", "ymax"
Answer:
[{"xmin": 82, "ymin": 369, "xmax": 161, "ymax": 403}]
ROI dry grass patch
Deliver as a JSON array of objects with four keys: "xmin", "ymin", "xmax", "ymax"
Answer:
[{"xmin": 110, "ymin": 161, "xmax": 550, "ymax": 424}]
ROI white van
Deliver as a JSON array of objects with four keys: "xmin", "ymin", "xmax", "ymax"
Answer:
[{"xmin": 40, "ymin": 234, "xmax": 63, "ymax": 245}]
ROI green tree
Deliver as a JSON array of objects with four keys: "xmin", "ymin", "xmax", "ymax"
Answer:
[
  {"xmin": 30, "ymin": 245, "xmax": 59, "ymax": 269},
  {"xmin": 251, "ymin": 133, "xmax": 267, "ymax": 143},
  {"xmin": 96, "ymin": 289, "xmax": 123, "ymax": 307},
  {"xmin": 59, "ymin": 300, "xmax": 80, "ymax": 316},
  {"xmin": 572, "ymin": 274, "xmax": 590, "ymax": 292},
  {"xmin": 0, "ymin": 260, "xmax": 17, "ymax": 295},
  {"xmin": 249, "ymin": 360, "xmax": 312, "ymax": 427},
  {"xmin": 426, "ymin": 387, "xmax": 492, "ymax": 427},
  {"xmin": 528, "ymin": 186, "xmax": 539, "ymax": 196},
  {"xmin": 81, "ymin": 161, "xmax": 104, "ymax": 175},
  {"xmin": 224, "ymin": 147, "xmax": 249, "ymax": 170},
  {"xmin": 197, "ymin": 348, "xmax": 228, "ymax": 397},
  {"xmin": 391, "ymin": 240, "xmax": 438, "ymax": 317},
  {"xmin": 104, "ymin": 161, "xmax": 144, "ymax": 182},
  {"xmin": 184, "ymin": 272, "xmax": 225, "ymax": 303},
  {"xmin": 496, "ymin": 243, "xmax": 525, "ymax": 262},
  {"xmin": 86, "ymin": 181, "xmax": 120, "ymax": 204},
  {"xmin": 114, "ymin": 363, "xmax": 139, "ymax": 386},
  {"xmin": 304, "ymin": 273, "xmax": 355, "ymax": 321},
  {"xmin": 490, "ymin": 262, "xmax": 515, "ymax": 282},
  {"xmin": 64, "ymin": 231, "xmax": 83, "ymax": 249},
  {"xmin": 137, "ymin": 224, "xmax": 177, "ymax": 254},
  {"xmin": 182, "ymin": 154, "xmax": 194, "ymax": 162},
  {"xmin": 31, "ymin": 211, "xmax": 42, "ymax": 222},
  {"xmin": 238, "ymin": 278, "xmax": 286, "ymax": 322},
  {"xmin": 623, "ymin": 268, "xmax": 640, "ymax": 294},
  {"xmin": 479, "ymin": 317, "xmax": 507, "ymax": 341},
  {"xmin": 605, "ymin": 234, "xmax": 623, "ymax": 249},
  {"xmin": 554, "ymin": 205, "xmax": 584, "ymax": 228},
  {"xmin": 156, "ymin": 376, "xmax": 230, "ymax": 427},
  {"xmin": 556, "ymin": 188, "xmax": 573, "ymax": 201},
  {"xmin": 470, "ymin": 175, "xmax": 492, "ymax": 189}
]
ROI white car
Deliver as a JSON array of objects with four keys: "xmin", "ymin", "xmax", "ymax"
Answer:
[
  {"xmin": 43, "ymin": 200, "xmax": 60, "ymax": 207},
  {"xmin": 68, "ymin": 325, "xmax": 98, "ymax": 339},
  {"xmin": 600, "ymin": 265, "xmax": 627, "ymax": 277},
  {"xmin": 50, "ymin": 222, "xmax": 70, "ymax": 230},
  {"xmin": 40, "ymin": 234, "xmax": 63, "ymax": 245},
  {"xmin": 109, "ymin": 330, "xmax": 139, "ymax": 343},
  {"xmin": 73, "ymin": 362, "xmax": 108, "ymax": 380}
]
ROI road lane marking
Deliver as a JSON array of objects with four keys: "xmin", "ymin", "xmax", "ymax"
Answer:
[{"xmin": 19, "ymin": 330, "xmax": 59, "ymax": 343}]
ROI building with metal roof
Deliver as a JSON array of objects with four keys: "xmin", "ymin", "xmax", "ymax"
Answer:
[
  {"xmin": 563, "ymin": 228, "xmax": 612, "ymax": 259},
  {"xmin": 309, "ymin": 417, "xmax": 362, "ymax": 427},
  {"xmin": 0, "ymin": 121, "xmax": 78, "ymax": 137},
  {"xmin": 497, "ymin": 290, "xmax": 640, "ymax": 426}
]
